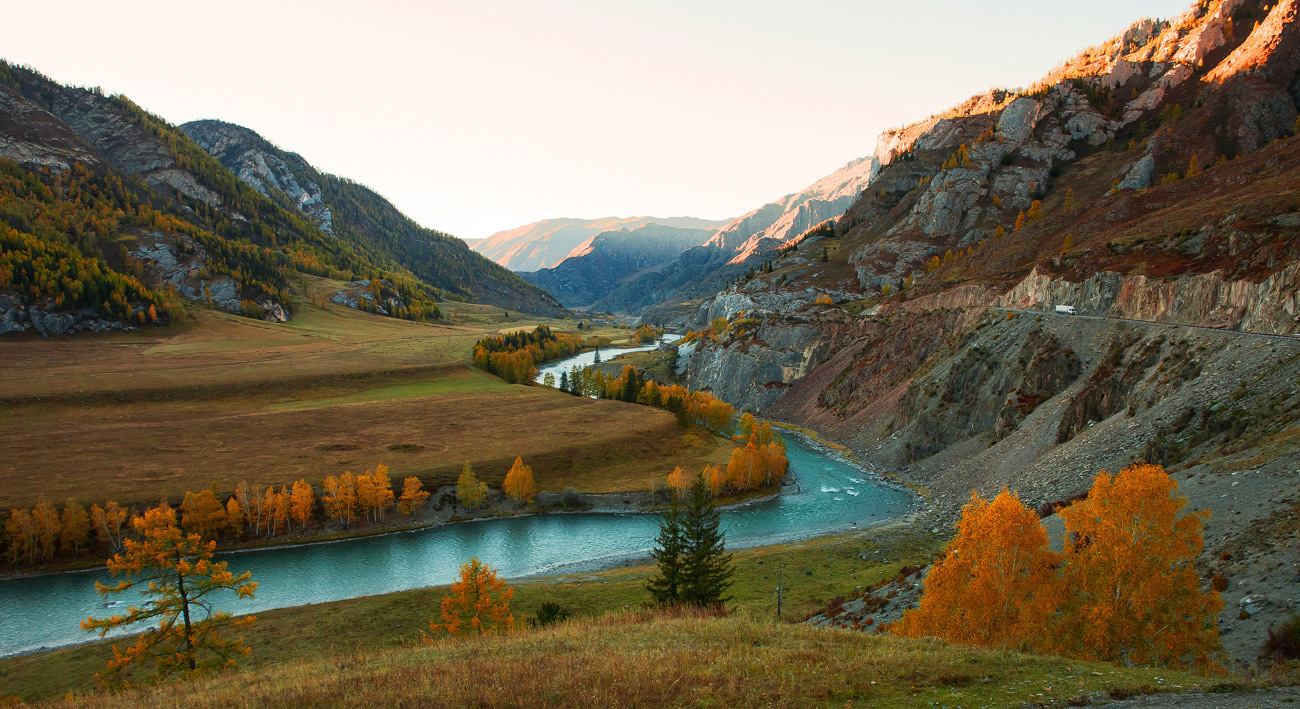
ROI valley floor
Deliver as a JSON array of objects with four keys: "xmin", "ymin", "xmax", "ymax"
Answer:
[{"xmin": 0, "ymin": 279, "xmax": 735, "ymax": 556}]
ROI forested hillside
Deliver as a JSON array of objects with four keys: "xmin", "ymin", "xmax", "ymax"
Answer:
[
  {"xmin": 182, "ymin": 120, "xmax": 561, "ymax": 315},
  {"xmin": 0, "ymin": 62, "xmax": 560, "ymax": 335}
]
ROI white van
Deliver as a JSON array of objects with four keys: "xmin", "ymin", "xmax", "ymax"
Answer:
[{"xmin": 1055, "ymin": 305, "xmax": 1077, "ymax": 315}]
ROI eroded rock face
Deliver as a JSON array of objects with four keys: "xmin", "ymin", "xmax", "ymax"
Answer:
[
  {"xmin": 0, "ymin": 293, "xmax": 133, "ymax": 336},
  {"xmin": 128, "ymin": 234, "xmax": 288, "ymax": 323},
  {"xmin": 686, "ymin": 320, "xmax": 840, "ymax": 413},
  {"xmin": 185, "ymin": 121, "xmax": 335, "ymax": 236},
  {"xmin": 1118, "ymin": 153, "xmax": 1155, "ymax": 190},
  {"xmin": 0, "ymin": 85, "xmax": 100, "ymax": 171}
]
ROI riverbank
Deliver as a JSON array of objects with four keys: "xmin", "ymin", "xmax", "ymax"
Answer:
[{"xmin": 0, "ymin": 522, "xmax": 947, "ymax": 701}]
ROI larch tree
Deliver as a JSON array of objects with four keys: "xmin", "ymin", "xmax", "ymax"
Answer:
[
  {"xmin": 4, "ymin": 509, "xmax": 36, "ymax": 564},
  {"xmin": 456, "ymin": 462, "xmax": 488, "ymax": 510},
  {"xmin": 1051, "ymin": 463, "xmax": 1223, "ymax": 670},
  {"xmin": 290, "ymin": 479, "xmax": 315, "ymax": 529},
  {"xmin": 423, "ymin": 557, "xmax": 514, "ymax": 638},
  {"xmin": 502, "ymin": 457, "xmax": 537, "ymax": 506},
  {"xmin": 369, "ymin": 465, "xmax": 395, "ymax": 521},
  {"xmin": 396, "ymin": 477, "xmax": 430, "ymax": 516},
  {"xmin": 893, "ymin": 489, "xmax": 1061, "ymax": 649},
  {"xmin": 180, "ymin": 490, "xmax": 228, "ymax": 540},
  {"xmin": 90, "ymin": 501, "xmax": 129, "ymax": 552},
  {"xmin": 81, "ymin": 503, "xmax": 257, "ymax": 683},
  {"xmin": 679, "ymin": 475, "xmax": 732, "ymax": 607},
  {"xmin": 60, "ymin": 499, "xmax": 90, "ymax": 557},
  {"xmin": 32, "ymin": 498, "xmax": 61, "ymax": 561},
  {"xmin": 225, "ymin": 497, "xmax": 245, "ymax": 539}
]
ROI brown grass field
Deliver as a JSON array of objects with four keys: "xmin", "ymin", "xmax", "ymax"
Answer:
[{"xmin": 0, "ymin": 278, "xmax": 734, "ymax": 509}]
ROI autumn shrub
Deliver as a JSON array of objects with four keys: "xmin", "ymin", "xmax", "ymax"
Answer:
[{"xmin": 1263, "ymin": 613, "xmax": 1300, "ymax": 661}]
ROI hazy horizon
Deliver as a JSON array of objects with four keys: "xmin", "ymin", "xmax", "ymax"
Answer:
[{"xmin": 1, "ymin": 0, "xmax": 1191, "ymax": 239}]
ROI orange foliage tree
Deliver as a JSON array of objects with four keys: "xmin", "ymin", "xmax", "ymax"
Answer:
[
  {"xmin": 89, "ymin": 501, "xmax": 130, "ymax": 553},
  {"xmin": 180, "ymin": 489, "xmax": 228, "ymax": 540},
  {"xmin": 290, "ymin": 479, "xmax": 315, "ymax": 529},
  {"xmin": 893, "ymin": 490, "xmax": 1061, "ymax": 648},
  {"xmin": 423, "ymin": 557, "xmax": 514, "ymax": 639},
  {"xmin": 60, "ymin": 499, "xmax": 90, "ymax": 557},
  {"xmin": 397, "ymin": 477, "xmax": 431, "ymax": 515},
  {"xmin": 1050, "ymin": 463, "xmax": 1222, "ymax": 669},
  {"xmin": 81, "ymin": 503, "xmax": 257, "ymax": 683},
  {"xmin": 894, "ymin": 464, "xmax": 1223, "ymax": 670},
  {"xmin": 502, "ymin": 457, "xmax": 537, "ymax": 506}
]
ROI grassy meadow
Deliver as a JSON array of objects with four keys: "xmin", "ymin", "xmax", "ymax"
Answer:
[
  {"xmin": 2, "ymin": 526, "xmax": 935, "ymax": 701},
  {"xmin": 0, "ymin": 277, "xmax": 735, "ymax": 510},
  {"xmin": 2, "ymin": 527, "xmax": 1231, "ymax": 707}
]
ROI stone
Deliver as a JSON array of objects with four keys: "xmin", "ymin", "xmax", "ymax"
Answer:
[{"xmin": 1118, "ymin": 154, "xmax": 1155, "ymax": 190}]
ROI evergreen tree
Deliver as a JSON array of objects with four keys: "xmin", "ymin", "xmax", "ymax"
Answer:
[
  {"xmin": 679, "ymin": 475, "xmax": 732, "ymax": 607},
  {"xmin": 593, "ymin": 349, "xmax": 601, "ymax": 364},
  {"xmin": 646, "ymin": 493, "xmax": 685, "ymax": 606},
  {"xmin": 559, "ymin": 370, "xmax": 569, "ymax": 393}
]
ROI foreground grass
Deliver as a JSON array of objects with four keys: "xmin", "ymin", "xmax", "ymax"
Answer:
[
  {"xmin": 0, "ymin": 528, "xmax": 945, "ymax": 702},
  {"xmin": 37, "ymin": 612, "xmax": 1217, "ymax": 708}
]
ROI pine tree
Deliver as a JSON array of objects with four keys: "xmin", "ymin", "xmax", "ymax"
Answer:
[
  {"xmin": 559, "ymin": 370, "xmax": 569, "ymax": 393},
  {"xmin": 646, "ymin": 491, "xmax": 685, "ymax": 606},
  {"xmin": 679, "ymin": 476, "xmax": 732, "ymax": 607}
]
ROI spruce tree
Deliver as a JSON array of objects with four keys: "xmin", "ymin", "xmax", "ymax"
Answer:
[
  {"xmin": 646, "ymin": 493, "xmax": 685, "ymax": 606},
  {"xmin": 559, "ymin": 370, "xmax": 569, "ymax": 393},
  {"xmin": 680, "ymin": 475, "xmax": 732, "ymax": 606}
]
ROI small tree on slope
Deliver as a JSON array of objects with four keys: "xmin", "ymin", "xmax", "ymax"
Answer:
[{"xmin": 82, "ymin": 503, "xmax": 257, "ymax": 684}]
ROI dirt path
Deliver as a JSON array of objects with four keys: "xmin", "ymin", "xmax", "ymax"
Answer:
[{"xmin": 1098, "ymin": 687, "xmax": 1300, "ymax": 707}]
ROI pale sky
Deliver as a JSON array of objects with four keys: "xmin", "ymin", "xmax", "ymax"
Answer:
[{"xmin": 0, "ymin": 0, "xmax": 1191, "ymax": 239}]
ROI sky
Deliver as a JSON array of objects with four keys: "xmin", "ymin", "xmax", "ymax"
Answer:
[{"xmin": 0, "ymin": 0, "xmax": 1191, "ymax": 239}]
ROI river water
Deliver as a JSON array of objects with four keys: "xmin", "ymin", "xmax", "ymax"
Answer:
[
  {"xmin": 0, "ymin": 341, "xmax": 913, "ymax": 657},
  {"xmin": 533, "ymin": 333, "xmax": 682, "ymax": 385}
]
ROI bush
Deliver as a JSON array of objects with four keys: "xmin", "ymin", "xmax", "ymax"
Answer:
[
  {"xmin": 1263, "ymin": 613, "xmax": 1300, "ymax": 661},
  {"xmin": 534, "ymin": 601, "xmax": 572, "ymax": 628}
]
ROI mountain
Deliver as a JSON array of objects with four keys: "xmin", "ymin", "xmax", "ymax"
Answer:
[
  {"xmin": 473, "ymin": 215, "xmax": 729, "ymax": 272},
  {"xmin": 180, "ymin": 120, "xmax": 561, "ymax": 316},
  {"xmin": 0, "ymin": 61, "xmax": 562, "ymax": 338},
  {"xmin": 519, "ymin": 223, "xmax": 716, "ymax": 307},
  {"xmin": 680, "ymin": 0, "xmax": 1300, "ymax": 659},
  {"xmin": 591, "ymin": 156, "xmax": 878, "ymax": 316}
]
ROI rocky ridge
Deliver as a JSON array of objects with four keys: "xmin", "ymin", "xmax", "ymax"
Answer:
[{"xmin": 678, "ymin": 0, "xmax": 1300, "ymax": 663}]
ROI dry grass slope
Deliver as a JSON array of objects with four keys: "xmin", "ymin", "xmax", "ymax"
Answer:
[{"xmin": 35, "ymin": 613, "xmax": 1216, "ymax": 709}]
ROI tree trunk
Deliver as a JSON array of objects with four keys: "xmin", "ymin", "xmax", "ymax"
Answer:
[{"xmin": 177, "ymin": 565, "xmax": 196, "ymax": 671}]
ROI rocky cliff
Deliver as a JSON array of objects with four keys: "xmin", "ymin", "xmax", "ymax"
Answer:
[{"xmin": 679, "ymin": 0, "xmax": 1300, "ymax": 661}]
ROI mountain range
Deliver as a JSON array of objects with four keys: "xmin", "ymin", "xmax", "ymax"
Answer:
[
  {"xmin": 0, "ymin": 62, "xmax": 560, "ymax": 335},
  {"xmin": 472, "ymin": 215, "xmax": 730, "ymax": 272}
]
